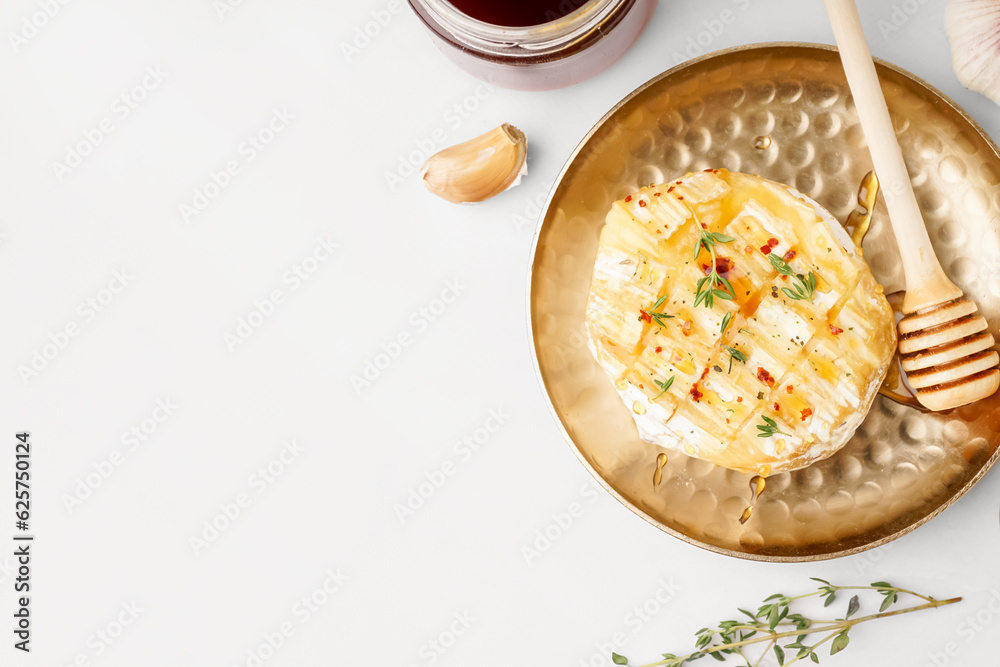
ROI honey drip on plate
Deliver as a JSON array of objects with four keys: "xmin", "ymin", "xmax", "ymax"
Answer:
[
  {"xmin": 739, "ymin": 475, "xmax": 767, "ymax": 524},
  {"xmin": 653, "ymin": 452, "xmax": 668, "ymax": 487},
  {"xmin": 837, "ymin": 175, "xmax": 921, "ymax": 410},
  {"xmin": 878, "ymin": 291, "xmax": 924, "ymax": 410}
]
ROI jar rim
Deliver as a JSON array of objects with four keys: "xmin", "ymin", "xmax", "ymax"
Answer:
[{"xmin": 415, "ymin": 0, "xmax": 629, "ymax": 55}]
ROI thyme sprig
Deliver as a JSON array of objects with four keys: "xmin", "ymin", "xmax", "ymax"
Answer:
[
  {"xmin": 653, "ymin": 376, "xmax": 675, "ymax": 399},
  {"xmin": 693, "ymin": 224, "xmax": 736, "ymax": 310},
  {"xmin": 611, "ymin": 580, "xmax": 960, "ymax": 667},
  {"xmin": 641, "ymin": 295, "xmax": 675, "ymax": 328},
  {"xmin": 768, "ymin": 254, "xmax": 816, "ymax": 302},
  {"xmin": 722, "ymin": 345, "xmax": 747, "ymax": 374},
  {"xmin": 756, "ymin": 416, "xmax": 789, "ymax": 439}
]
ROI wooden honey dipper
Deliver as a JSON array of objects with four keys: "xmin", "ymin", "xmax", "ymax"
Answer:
[{"xmin": 824, "ymin": 0, "xmax": 1000, "ymax": 411}]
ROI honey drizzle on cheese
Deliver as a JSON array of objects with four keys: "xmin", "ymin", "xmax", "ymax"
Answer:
[{"xmin": 587, "ymin": 169, "xmax": 896, "ymax": 475}]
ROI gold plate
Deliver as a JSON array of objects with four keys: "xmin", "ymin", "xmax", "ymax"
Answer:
[{"xmin": 528, "ymin": 43, "xmax": 1000, "ymax": 561}]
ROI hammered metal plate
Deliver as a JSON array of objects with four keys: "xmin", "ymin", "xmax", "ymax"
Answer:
[{"xmin": 529, "ymin": 43, "xmax": 1000, "ymax": 561}]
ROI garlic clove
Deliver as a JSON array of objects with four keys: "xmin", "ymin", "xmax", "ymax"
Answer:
[
  {"xmin": 420, "ymin": 123, "xmax": 527, "ymax": 204},
  {"xmin": 946, "ymin": 0, "xmax": 1000, "ymax": 105}
]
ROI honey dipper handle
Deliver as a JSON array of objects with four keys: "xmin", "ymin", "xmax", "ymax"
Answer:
[{"xmin": 823, "ymin": 0, "xmax": 962, "ymax": 313}]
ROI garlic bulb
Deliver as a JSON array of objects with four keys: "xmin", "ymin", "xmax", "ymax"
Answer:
[
  {"xmin": 946, "ymin": 0, "xmax": 1000, "ymax": 105},
  {"xmin": 421, "ymin": 124, "xmax": 527, "ymax": 204}
]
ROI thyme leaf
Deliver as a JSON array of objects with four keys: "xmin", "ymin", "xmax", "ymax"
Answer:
[
  {"xmin": 722, "ymin": 345, "xmax": 748, "ymax": 374},
  {"xmin": 653, "ymin": 376, "xmax": 675, "ymax": 399},
  {"xmin": 756, "ymin": 415, "xmax": 789, "ymax": 438},
  {"xmin": 720, "ymin": 312, "xmax": 733, "ymax": 337},
  {"xmin": 641, "ymin": 295, "xmax": 675, "ymax": 328},
  {"xmin": 768, "ymin": 254, "xmax": 817, "ymax": 302}
]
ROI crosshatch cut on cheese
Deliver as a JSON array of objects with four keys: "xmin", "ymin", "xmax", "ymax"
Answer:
[{"xmin": 585, "ymin": 169, "xmax": 896, "ymax": 475}]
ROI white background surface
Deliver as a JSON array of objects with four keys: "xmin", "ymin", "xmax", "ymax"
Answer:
[{"xmin": 2, "ymin": 0, "xmax": 999, "ymax": 666}]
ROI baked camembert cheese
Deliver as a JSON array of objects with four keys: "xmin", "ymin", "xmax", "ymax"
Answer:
[{"xmin": 585, "ymin": 169, "xmax": 896, "ymax": 475}]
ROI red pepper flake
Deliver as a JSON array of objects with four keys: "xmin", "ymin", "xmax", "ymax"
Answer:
[
  {"xmin": 675, "ymin": 180, "xmax": 682, "ymax": 185},
  {"xmin": 689, "ymin": 384, "xmax": 704, "ymax": 401},
  {"xmin": 829, "ymin": 324, "xmax": 844, "ymax": 335},
  {"xmin": 768, "ymin": 238, "xmax": 779, "ymax": 248},
  {"xmin": 786, "ymin": 384, "xmax": 793, "ymax": 394},
  {"xmin": 744, "ymin": 245, "xmax": 753, "ymax": 254},
  {"xmin": 736, "ymin": 396, "xmax": 743, "ymax": 403},
  {"xmin": 653, "ymin": 192, "xmax": 661, "ymax": 197},
  {"xmin": 756, "ymin": 367, "xmax": 776, "ymax": 387},
  {"xmin": 656, "ymin": 229, "xmax": 662, "ymax": 234},
  {"xmin": 624, "ymin": 195, "xmax": 632, "ymax": 202},
  {"xmin": 783, "ymin": 249, "xmax": 797, "ymax": 262},
  {"xmin": 760, "ymin": 245, "xmax": 772, "ymax": 255},
  {"xmin": 701, "ymin": 263, "xmax": 711, "ymax": 274},
  {"xmin": 700, "ymin": 367, "xmax": 711, "ymax": 381},
  {"xmin": 638, "ymin": 200, "xmax": 647, "ymax": 208},
  {"xmin": 638, "ymin": 384, "xmax": 644, "ymax": 389},
  {"xmin": 678, "ymin": 196, "xmax": 685, "ymax": 200},
  {"xmin": 725, "ymin": 418, "xmax": 730, "ymax": 424},
  {"xmin": 715, "ymin": 257, "xmax": 734, "ymax": 274},
  {"xmin": 704, "ymin": 168, "xmax": 713, "ymax": 172},
  {"xmin": 800, "ymin": 408, "xmax": 813, "ymax": 421},
  {"xmin": 773, "ymin": 402, "xmax": 781, "ymax": 412},
  {"xmin": 655, "ymin": 346, "xmax": 663, "ymax": 353},
  {"xmin": 639, "ymin": 311, "xmax": 652, "ymax": 323},
  {"xmin": 667, "ymin": 186, "xmax": 675, "ymax": 193},
  {"xmin": 682, "ymin": 321, "xmax": 692, "ymax": 336}
]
